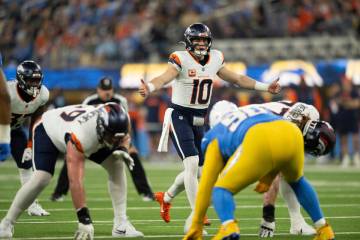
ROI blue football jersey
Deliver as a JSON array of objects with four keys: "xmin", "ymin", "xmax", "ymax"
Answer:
[{"xmin": 202, "ymin": 105, "xmax": 282, "ymax": 160}]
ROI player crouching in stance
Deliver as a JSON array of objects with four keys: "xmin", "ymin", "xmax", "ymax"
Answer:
[
  {"xmin": 0, "ymin": 103, "xmax": 143, "ymax": 239},
  {"xmin": 183, "ymin": 101, "xmax": 336, "ymax": 240}
]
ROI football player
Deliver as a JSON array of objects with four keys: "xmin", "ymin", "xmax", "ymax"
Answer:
[
  {"xmin": 0, "ymin": 52, "xmax": 11, "ymax": 162},
  {"xmin": 255, "ymin": 101, "xmax": 319, "ymax": 237},
  {"xmin": 8, "ymin": 60, "xmax": 49, "ymax": 216},
  {"xmin": 51, "ymin": 77, "xmax": 154, "ymax": 202},
  {"xmin": 138, "ymin": 23, "xmax": 281, "ymax": 228},
  {"xmin": 0, "ymin": 103, "xmax": 144, "ymax": 239},
  {"xmin": 183, "ymin": 101, "xmax": 336, "ymax": 240}
]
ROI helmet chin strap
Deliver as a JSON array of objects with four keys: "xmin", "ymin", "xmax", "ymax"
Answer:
[
  {"xmin": 26, "ymin": 87, "xmax": 40, "ymax": 98},
  {"xmin": 193, "ymin": 49, "xmax": 208, "ymax": 57}
]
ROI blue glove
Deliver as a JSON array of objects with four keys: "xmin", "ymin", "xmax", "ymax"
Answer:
[
  {"xmin": 0, "ymin": 143, "xmax": 11, "ymax": 161},
  {"xmin": 0, "ymin": 52, "xmax": 2, "ymax": 67}
]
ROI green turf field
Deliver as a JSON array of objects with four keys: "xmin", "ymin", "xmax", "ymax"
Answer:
[{"xmin": 0, "ymin": 160, "xmax": 359, "ymax": 239}]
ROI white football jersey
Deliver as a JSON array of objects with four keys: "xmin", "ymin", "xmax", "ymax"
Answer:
[
  {"xmin": 8, "ymin": 81, "xmax": 49, "ymax": 129},
  {"xmin": 169, "ymin": 49, "xmax": 224, "ymax": 109},
  {"xmin": 42, "ymin": 104, "xmax": 102, "ymax": 157},
  {"xmin": 243, "ymin": 101, "xmax": 320, "ymax": 121}
]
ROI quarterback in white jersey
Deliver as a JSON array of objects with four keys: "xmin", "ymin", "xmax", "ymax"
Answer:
[
  {"xmin": 239, "ymin": 101, "xmax": 320, "ymax": 237},
  {"xmin": 7, "ymin": 60, "xmax": 50, "ymax": 217},
  {"xmin": 139, "ymin": 23, "xmax": 281, "ymax": 229},
  {"xmin": 0, "ymin": 103, "xmax": 144, "ymax": 239}
]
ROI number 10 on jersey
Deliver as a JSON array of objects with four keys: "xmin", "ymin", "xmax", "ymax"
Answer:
[{"xmin": 190, "ymin": 79, "xmax": 213, "ymax": 104}]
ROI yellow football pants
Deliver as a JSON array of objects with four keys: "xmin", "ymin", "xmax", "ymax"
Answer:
[{"xmin": 215, "ymin": 120, "xmax": 305, "ymax": 194}]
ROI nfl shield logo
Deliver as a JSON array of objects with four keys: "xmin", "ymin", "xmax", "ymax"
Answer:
[{"xmin": 188, "ymin": 69, "xmax": 196, "ymax": 77}]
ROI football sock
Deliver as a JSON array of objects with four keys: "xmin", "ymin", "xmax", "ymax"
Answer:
[
  {"xmin": 19, "ymin": 168, "xmax": 32, "ymax": 185},
  {"xmin": 289, "ymin": 176, "xmax": 324, "ymax": 222},
  {"xmin": 102, "ymin": 157, "xmax": 127, "ymax": 223},
  {"xmin": 5, "ymin": 170, "xmax": 51, "ymax": 222},
  {"xmin": 212, "ymin": 187, "xmax": 235, "ymax": 223},
  {"xmin": 183, "ymin": 155, "xmax": 199, "ymax": 210},
  {"xmin": 262, "ymin": 204, "xmax": 275, "ymax": 222},
  {"xmin": 314, "ymin": 218, "xmax": 326, "ymax": 228},
  {"xmin": 280, "ymin": 177, "xmax": 304, "ymax": 224},
  {"xmin": 165, "ymin": 171, "xmax": 185, "ymax": 203}
]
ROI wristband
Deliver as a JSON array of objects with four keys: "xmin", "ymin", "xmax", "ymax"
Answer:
[
  {"xmin": 254, "ymin": 81, "xmax": 269, "ymax": 91},
  {"xmin": 77, "ymin": 207, "xmax": 92, "ymax": 224},
  {"xmin": 0, "ymin": 124, "xmax": 10, "ymax": 143},
  {"xmin": 147, "ymin": 83, "xmax": 155, "ymax": 93}
]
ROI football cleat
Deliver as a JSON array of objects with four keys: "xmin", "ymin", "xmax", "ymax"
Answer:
[
  {"xmin": 112, "ymin": 219, "xmax": 144, "ymax": 237},
  {"xmin": 313, "ymin": 223, "xmax": 335, "ymax": 240},
  {"xmin": 50, "ymin": 193, "xmax": 65, "ymax": 202},
  {"xmin": 141, "ymin": 193, "xmax": 154, "ymax": 202},
  {"xmin": 290, "ymin": 220, "xmax": 316, "ymax": 235},
  {"xmin": 259, "ymin": 219, "xmax": 275, "ymax": 238},
  {"xmin": 154, "ymin": 192, "xmax": 171, "ymax": 223},
  {"xmin": 0, "ymin": 219, "xmax": 14, "ymax": 238},
  {"xmin": 27, "ymin": 201, "xmax": 50, "ymax": 216},
  {"xmin": 184, "ymin": 213, "xmax": 208, "ymax": 235},
  {"xmin": 203, "ymin": 215, "xmax": 211, "ymax": 226},
  {"xmin": 212, "ymin": 220, "xmax": 240, "ymax": 240}
]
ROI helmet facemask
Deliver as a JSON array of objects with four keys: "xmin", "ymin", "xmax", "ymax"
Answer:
[
  {"xmin": 16, "ymin": 61, "xmax": 43, "ymax": 97},
  {"xmin": 187, "ymin": 36, "xmax": 212, "ymax": 57}
]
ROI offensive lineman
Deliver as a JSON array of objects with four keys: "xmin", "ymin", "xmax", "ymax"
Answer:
[
  {"xmin": 0, "ymin": 103, "xmax": 143, "ymax": 239},
  {"xmin": 183, "ymin": 101, "xmax": 336, "ymax": 240},
  {"xmin": 51, "ymin": 77, "xmax": 154, "ymax": 202},
  {"xmin": 0, "ymin": 52, "xmax": 11, "ymax": 161},
  {"xmin": 8, "ymin": 60, "xmax": 49, "ymax": 216},
  {"xmin": 138, "ymin": 23, "xmax": 281, "ymax": 229}
]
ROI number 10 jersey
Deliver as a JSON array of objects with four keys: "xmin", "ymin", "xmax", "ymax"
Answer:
[{"xmin": 168, "ymin": 49, "xmax": 224, "ymax": 109}]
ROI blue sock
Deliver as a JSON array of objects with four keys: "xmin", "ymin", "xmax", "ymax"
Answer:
[
  {"xmin": 212, "ymin": 187, "xmax": 235, "ymax": 223},
  {"xmin": 289, "ymin": 176, "xmax": 324, "ymax": 222}
]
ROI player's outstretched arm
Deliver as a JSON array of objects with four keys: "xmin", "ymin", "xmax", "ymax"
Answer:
[
  {"xmin": 0, "ymin": 54, "xmax": 11, "ymax": 162},
  {"xmin": 217, "ymin": 66, "xmax": 281, "ymax": 94},
  {"xmin": 138, "ymin": 64, "xmax": 179, "ymax": 98}
]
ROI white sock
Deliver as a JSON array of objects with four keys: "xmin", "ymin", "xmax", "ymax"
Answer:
[
  {"xmin": 18, "ymin": 168, "xmax": 32, "ymax": 185},
  {"xmin": 279, "ymin": 177, "xmax": 305, "ymax": 225},
  {"xmin": 102, "ymin": 156, "xmax": 127, "ymax": 224},
  {"xmin": 5, "ymin": 171, "xmax": 51, "ymax": 223},
  {"xmin": 183, "ymin": 156, "xmax": 199, "ymax": 210},
  {"xmin": 314, "ymin": 218, "xmax": 326, "ymax": 228},
  {"xmin": 165, "ymin": 171, "xmax": 185, "ymax": 203}
]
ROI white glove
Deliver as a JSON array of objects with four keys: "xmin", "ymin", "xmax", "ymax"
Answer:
[
  {"xmin": 22, "ymin": 147, "xmax": 32, "ymax": 163},
  {"xmin": 74, "ymin": 223, "xmax": 94, "ymax": 240},
  {"xmin": 113, "ymin": 150, "xmax": 135, "ymax": 170},
  {"xmin": 259, "ymin": 219, "xmax": 275, "ymax": 238}
]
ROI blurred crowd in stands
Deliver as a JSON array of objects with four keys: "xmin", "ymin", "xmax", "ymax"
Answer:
[{"xmin": 0, "ymin": 0, "xmax": 359, "ymax": 68}]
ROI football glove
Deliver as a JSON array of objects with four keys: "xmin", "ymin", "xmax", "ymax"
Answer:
[
  {"xmin": 259, "ymin": 219, "xmax": 275, "ymax": 238},
  {"xmin": 113, "ymin": 150, "xmax": 135, "ymax": 170},
  {"xmin": 22, "ymin": 147, "xmax": 32, "ymax": 163},
  {"xmin": 74, "ymin": 223, "xmax": 94, "ymax": 240}
]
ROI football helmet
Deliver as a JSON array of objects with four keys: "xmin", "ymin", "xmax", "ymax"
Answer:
[
  {"xmin": 96, "ymin": 103, "xmax": 129, "ymax": 149},
  {"xmin": 283, "ymin": 102, "xmax": 320, "ymax": 131},
  {"xmin": 209, "ymin": 100, "xmax": 238, "ymax": 128},
  {"xmin": 184, "ymin": 23, "xmax": 212, "ymax": 57},
  {"xmin": 303, "ymin": 120, "xmax": 336, "ymax": 156},
  {"xmin": 16, "ymin": 60, "xmax": 43, "ymax": 97}
]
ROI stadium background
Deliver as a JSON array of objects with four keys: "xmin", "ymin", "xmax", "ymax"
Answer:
[{"xmin": 0, "ymin": 0, "xmax": 360, "ymax": 239}]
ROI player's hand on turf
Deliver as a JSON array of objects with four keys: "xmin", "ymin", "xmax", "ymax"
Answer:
[
  {"xmin": 268, "ymin": 78, "xmax": 281, "ymax": 94},
  {"xmin": 183, "ymin": 227, "xmax": 203, "ymax": 240},
  {"xmin": 0, "ymin": 143, "xmax": 10, "ymax": 162},
  {"xmin": 113, "ymin": 150, "xmax": 135, "ymax": 170},
  {"xmin": 139, "ymin": 79, "xmax": 150, "ymax": 98},
  {"xmin": 259, "ymin": 220, "xmax": 275, "ymax": 238},
  {"xmin": 22, "ymin": 147, "xmax": 32, "ymax": 163},
  {"xmin": 74, "ymin": 222, "xmax": 94, "ymax": 240}
]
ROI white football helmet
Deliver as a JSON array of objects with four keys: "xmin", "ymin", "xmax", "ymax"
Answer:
[
  {"xmin": 209, "ymin": 100, "xmax": 237, "ymax": 128},
  {"xmin": 283, "ymin": 102, "xmax": 319, "ymax": 132}
]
